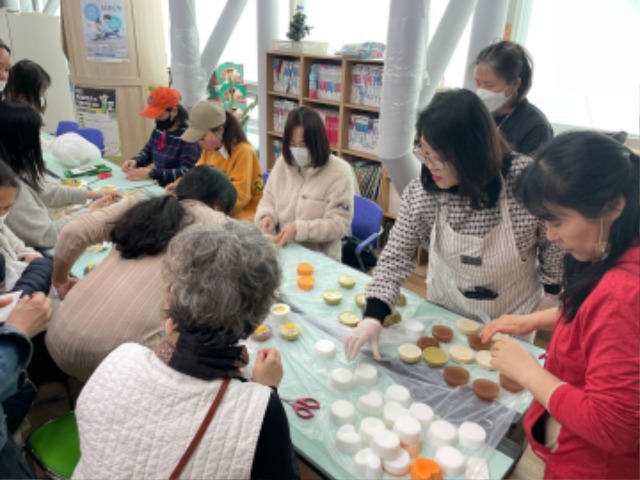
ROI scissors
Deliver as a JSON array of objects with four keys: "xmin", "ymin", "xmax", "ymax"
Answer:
[{"xmin": 281, "ymin": 397, "xmax": 320, "ymax": 419}]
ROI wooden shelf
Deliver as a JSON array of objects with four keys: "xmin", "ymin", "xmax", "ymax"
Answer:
[
  {"xmin": 267, "ymin": 130, "xmax": 284, "ymax": 138},
  {"xmin": 384, "ymin": 211, "xmax": 397, "ymax": 220},
  {"xmin": 303, "ymin": 97, "xmax": 341, "ymax": 107},
  {"xmin": 341, "ymin": 148, "xmax": 380, "ymax": 162},
  {"xmin": 267, "ymin": 90, "xmax": 300, "ymax": 100},
  {"xmin": 345, "ymin": 103, "xmax": 380, "ymax": 113}
]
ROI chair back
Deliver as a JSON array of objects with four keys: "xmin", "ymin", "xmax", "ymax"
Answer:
[
  {"xmin": 261, "ymin": 171, "xmax": 270, "ymax": 186},
  {"xmin": 352, "ymin": 195, "xmax": 383, "ymax": 248},
  {"xmin": 56, "ymin": 121, "xmax": 79, "ymax": 137},
  {"xmin": 76, "ymin": 127, "xmax": 105, "ymax": 154}
]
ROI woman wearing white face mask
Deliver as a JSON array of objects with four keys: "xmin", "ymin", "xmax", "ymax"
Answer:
[
  {"xmin": 4, "ymin": 59, "xmax": 50, "ymax": 116},
  {"xmin": 166, "ymin": 100, "xmax": 263, "ymax": 221},
  {"xmin": 0, "ymin": 39, "xmax": 11, "ymax": 95},
  {"xmin": 474, "ymin": 40, "xmax": 553, "ymax": 156},
  {"xmin": 255, "ymin": 106, "xmax": 354, "ymax": 260}
]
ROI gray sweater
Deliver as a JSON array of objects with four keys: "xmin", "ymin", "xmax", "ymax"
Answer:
[{"xmin": 6, "ymin": 179, "xmax": 89, "ymax": 249}]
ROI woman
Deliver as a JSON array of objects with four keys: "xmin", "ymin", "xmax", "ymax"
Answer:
[
  {"xmin": 4, "ymin": 59, "xmax": 50, "ymax": 115},
  {"xmin": 121, "ymin": 86, "xmax": 200, "ymax": 186},
  {"xmin": 345, "ymin": 89, "xmax": 563, "ymax": 360},
  {"xmin": 474, "ymin": 40, "xmax": 553, "ymax": 156},
  {"xmin": 483, "ymin": 132, "xmax": 639, "ymax": 479},
  {"xmin": 166, "ymin": 100, "xmax": 263, "ymax": 221},
  {"xmin": 73, "ymin": 222, "xmax": 299, "ymax": 479},
  {"xmin": 0, "ymin": 100, "xmax": 119, "ymax": 249},
  {"xmin": 0, "ymin": 38, "xmax": 11, "ymax": 92},
  {"xmin": 46, "ymin": 165, "xmax": 236, "ymax": 382},
  {"xmin": 255, "ymin": 106, "xmax": 354, "ymax": 260}
]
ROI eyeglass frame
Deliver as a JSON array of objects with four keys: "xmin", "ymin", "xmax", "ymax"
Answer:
[{"xmin": 412, "ymin": 145, "xmax": 446, "ymax": 171}]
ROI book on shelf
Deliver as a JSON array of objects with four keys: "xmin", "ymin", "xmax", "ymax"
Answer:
[
  {"xmin": 273, "ymin": 99, "xmax": 298, "ymax": 132},
  {"xmin": 343, "ymin": 155, "xmax": 381, "ymax": 201},
  {"xmin": 309, "ymin": 63, "xmax": 342, "ymax": 101},
  {"xmin": 312, "ymin": 107, "xmax": 340, "ymax": 146},
  {"xmin": 273, "ymin": 58, "xmax": 300, "ymax": 95},
  {"xmin": 273, "ymin": 139, "xmax": 282, "ymax": 161},
  {"xmin": 348, "ymin": 114, "xmax": 379, "ymax": 153},
  {"xmin": 351, "ymin": 63, "xmax": 383, "ymax": 107}
]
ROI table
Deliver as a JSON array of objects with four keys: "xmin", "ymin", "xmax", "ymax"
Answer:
[{"xmin": 246, "ymin": 243, "xmax": 543, "ymax": 479}]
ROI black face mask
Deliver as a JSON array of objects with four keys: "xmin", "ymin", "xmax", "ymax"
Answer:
[{"xmin": 155, "ymin": 116, "xmax": 174, "ymax": 130}]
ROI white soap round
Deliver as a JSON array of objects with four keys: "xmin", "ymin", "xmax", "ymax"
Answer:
[
  {"xmin": 458, "ymin": 421, "xmax": 487, "ymax": 450},
  {"xmin": 398, "ymin": 344, "xmax": 422, "ymax": 364},
  {"xmin": 409, "ymin": 402, "xmax": 434, "ymax": 428},
  {"xmin": 330, "ymin": 400, "xmax": 356, "ymax": 425},
  {"xmin": 354, "ymin": 363, "xmax": 378, "ymax": 386},
  {"xmin": 491, "ymin": 332, "xmax": 510, "ymax": 342},
  {"xmin": 359, "ymin": 417, "xmax": 387, "ymax": 444},
  {"xmin": 404, "ymin": 319, "xmax": 425, "ymax": 337},
  {"xmin": 392, "ymin": 415, "xmax": 422, "ymax": 445},
  {"xmin": 475, "ymin": 350, "xmax": 495, "ymax": 370},
  {"xmin": 382, "ymin": 448, "xmax": 411, "ymax": 476},
  {"xmin": 457, "ymin": 317, "xmax": 481, "ymax": 335},
  {"xmin": 336, "ymin": 424, "xmax": 362, "ymax": 454},
  {"xmin": 427, "ymin": 419, "xmax": 458, "ymax": 447},
  {"xmin": 435, "ymin": 445, "xmax": 465, "ymax": 477},
  {"xmin": 449, "ymin": 345, "xmax": 474, "ymax": 364},
  {"xmin": 369, "ymin": 430, "xmax": 401, "ymax": 460},
  {"xmin": 352, "ymin": 448, "xmax": 383, "ymax": 480},
  {"xmin": 357, "ymin": 391, "xmax": 384, "ymax": 416},
  {"xmin": 383, "ymin": 401, "xmax": 410, "ymax": 428},
  {"xmin": 331, "ymin": 368, "xmax": 354, "ymax": 390},
  {"xmin": 314, "ymin": 339, "xmax": 336, "ymax": 359},
  {"xmin": 385, "ymin": 384, "xmax": 411, "ymax": 407}
]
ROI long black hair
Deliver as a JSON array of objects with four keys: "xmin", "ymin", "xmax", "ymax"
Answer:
[
  {"xmin": 514, "ymin": 131, "xmax": 639, "ymax": 322},
  {"xmin": 111, "ymin": 165, "xmax": 236, "ymax": 259},
  {"xmin": 220, "ymin": 110, "xmax": 248, "ymax": 154},
  {"xmin": 0, "ymin": 100, "xmax": 45, "ymax": 192},
  {"xmin": 5, "ymin": 59, "xmax": 51, "ymax": 114},
  {"xmin": 282, "ymin": 106, "xmax": 330, "ymax": 168},
  {"xmin": 0, "ymin": 159, "xmax": 20, "ymax": 190},
  {"xmin": 416, "ymin": 89, "xmax": 514, "ymax": 209}
]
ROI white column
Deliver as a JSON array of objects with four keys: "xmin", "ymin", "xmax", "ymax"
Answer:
[
  {"xmin": 43, "ymin": 0, "xmax": 58, "ymax": 14},
  {"xmin": 169, "ymin": 0, "xmax": 204, "ymax": 109},
  {"xmin": 257, "ymin": 0, "xmax": 279, "ymax": 170},
  {"xmin": 200, "ymin": 0, "xmax": 248, "ymax": 81},
  {"xmin": 462, "ymin": 0, "xmax": 509, "ymax": 90},
  {"xmin": 376, "ymin": 0, "xmax": 428, "ymax": 194},
  {"xmin": 417, "ymin": 0, "xmax": 477, "ymax": 109}
]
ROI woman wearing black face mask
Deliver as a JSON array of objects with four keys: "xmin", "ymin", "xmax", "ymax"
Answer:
[{"xmin": 121, "ymin": 87, "xmax": 201, "ymax": 186}]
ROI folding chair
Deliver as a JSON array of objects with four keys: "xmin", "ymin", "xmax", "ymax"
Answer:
[
  {"xmin": 25, "ymin": 412, "xmax": 80, "ymax": 480},
  {"xmin": 350, "ymin": 195, "xmax": 384, "ymax": 271},
  {"xmin": 76, "ymin": 128, "xmax": 105, "ymax": 155},
  {"xmin": 55, "ymin": 121, "xmax": 79, "ymax": 137}
]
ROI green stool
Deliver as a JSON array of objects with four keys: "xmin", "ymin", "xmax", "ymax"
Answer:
[{"xmin": 25, "ymin": 412, "xmax": 80, "ymax": 480}]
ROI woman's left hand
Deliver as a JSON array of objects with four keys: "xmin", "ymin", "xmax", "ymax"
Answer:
[
  {"xmin": 126, "ymin": 167, "xmax": 152, "ymax": 181},
  {"xmin": 275, "ymin": 223, "xmax": 297, "ymax": 247},
  {"xmin": 491, "ymin": 338, "xmax": 541, "ymax": 384}
]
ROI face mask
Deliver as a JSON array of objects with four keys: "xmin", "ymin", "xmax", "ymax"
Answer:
[
  {"xmin": 0, "ymin": 212, "xmax": 8, "ymax": 228},
  {"xmin": 198, "ymin": 136, "xmax": 221, "ymax": 152},
  {"xmin": 40, "ymin": 96, "xmax": 46, "ymax": 109},
  {"xmin": 290, "ymin": 147, "xmax": 311, "ymax": 168},
  {"xmin": 476, "ymin": 88, "xmax": 509, "ymax": 112},
  {"xmin": 155, "ymin": 116, "xmax": 174, "ymax": 130},
  {"xmin": 0, "ymin": 81, "xmax": 6, "ymax": 92}
]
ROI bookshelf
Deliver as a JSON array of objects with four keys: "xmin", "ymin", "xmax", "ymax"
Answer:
[{"xmin": 265, "ymin": 51, "xmax": 401, "ymax": 222}]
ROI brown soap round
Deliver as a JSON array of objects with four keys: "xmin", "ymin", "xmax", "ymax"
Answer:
[
  {"xmin": 443, "ymin": 366, "xmax": 470, "ymax": 387},
  {"xmin": 472, "ymin": 379, "xmax": 500, "ymax": 401},
  {"xmin": 499, "ymin": 373, "xmax": 524, "ymax": 393},
  {"xmin": 431, "ymin": 325, "xmax": 454, "ymax": 343},
  {"xmin": 468, "ymin": 333, "xmax": 491, "ymax": 351},
  {"xmin": 417, "ymin": 336, "xmax": 440, "ymax": 350}
]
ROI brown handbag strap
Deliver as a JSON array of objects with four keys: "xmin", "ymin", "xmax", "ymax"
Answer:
[{"xmin": 169, "ymin": 377, "xmax": 231, "ymax": 480}]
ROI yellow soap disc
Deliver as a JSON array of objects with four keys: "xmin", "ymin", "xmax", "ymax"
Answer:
[
  {"xmin": 422, "ymin": 347, "xmax": 448, "ymax": 368},
  {"xmin": 338, "ymin": 274, "xmax": 356, "ymax": 289},
  {"xmin": 323, "ymin": 290, "xmax": 343, "ymax": 305},
  {"xmin": 355, "ymin": 293, "xmax": 367, "ymax": 311},
  {"xmin": 338, "ymin": 311, "xmax": 361, "ymax": 327}
]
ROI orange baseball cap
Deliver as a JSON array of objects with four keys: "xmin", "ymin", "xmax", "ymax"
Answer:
[{"xmin": 140, "ymin": 87, "xmax": 181, "ymax": 118}]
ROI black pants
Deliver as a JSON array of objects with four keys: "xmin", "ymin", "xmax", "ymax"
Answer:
[{"xmin": 0, "ymin": 436, "xmax": 34, "ymax": 479}]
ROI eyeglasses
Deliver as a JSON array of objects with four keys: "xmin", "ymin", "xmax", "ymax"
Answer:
[{"xmin": 412, "ymin": 145, "xmax": 445, "ymax": 171}]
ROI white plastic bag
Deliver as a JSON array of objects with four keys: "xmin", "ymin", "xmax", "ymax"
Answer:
[{"xmin": 49, "ymin": 132, "xmax": 101, "ymax": 167}]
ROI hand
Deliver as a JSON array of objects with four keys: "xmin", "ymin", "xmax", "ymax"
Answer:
[
  {"xmin": 164, "ymin": 182, "xmax": 177, "ymax": 195},
  {"xmin": 344, "ymin": 318, "xmax": 382, "ymax": 361},
  {"xmin": 126, "ymin": 167, "xmax": 152, "ymax": 181},
  {"xmin": 252, "ymin": 348, "xmax": 283, "ymax": 387},
  {"xmin": 274, "ymin": 223, "xmax": 297, "ymax": 247},
  {"xmin": 121, "ymin": 159, "xmax": 137, "ymax": 172},
  {"xmin": 54, "ymin": 277, "xmax": 78, "ymax": 300},
  {"xmin": 481, "ymin": 313, "xmax": 539, "ymax": 343},
  {"xmin": 87, "ymin": 188, "xmax": 122, "ymax": 200},
  {"xmin": 491, "ymin": 338, "xmax": 540, "ymax": 385},
  {"xmin": 258, "ymin": 215, "xmax": 275, "ymax": 235},
  {"xmin": 88, "ymin": 195, "xmax": 117, "ymax": 211},
  {"xmin": 21, "ymin": 254, "xmax": 42, "ymax": 264},
  {"xmin": 5, "ymin": 292, "xmax": 52, "ymax": 338}
]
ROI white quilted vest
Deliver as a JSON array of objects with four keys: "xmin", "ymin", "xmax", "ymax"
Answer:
[{"xmin": 72, "ymin": 343, "xmax": 271, "ymax": 479}]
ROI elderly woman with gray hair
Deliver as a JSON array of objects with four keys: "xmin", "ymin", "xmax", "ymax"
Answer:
[{"xmin": 72, "ymin": 222, "xmax": 299, "ymax": 480}]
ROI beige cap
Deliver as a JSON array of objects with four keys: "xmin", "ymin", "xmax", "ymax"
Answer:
[{"xmin": 181, "ymin": 101, "xmax": 226, "ymax": 142}]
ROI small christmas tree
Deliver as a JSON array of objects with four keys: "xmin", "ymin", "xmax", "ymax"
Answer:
[{"xmin": 286, "ymin": 5, "xmax": 312, "ymax": 42}]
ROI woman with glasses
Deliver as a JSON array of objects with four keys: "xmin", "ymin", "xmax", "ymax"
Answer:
[{"xmin": 345, "ymin": 89, "xmax": 563, "ymax": 360}]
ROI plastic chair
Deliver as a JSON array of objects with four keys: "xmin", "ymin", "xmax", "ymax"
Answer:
[
  {"xmin": 262, "ymin": 171, "xmax": 270, "ymax": 186},
  {"xmin": 351, "ymin": 195, "xmax": 384, "ymax": 271},
  {"xmin": 76, "ymin": 127, "xmax": 105, "ymax": 154},
  {"xmin": 55, "ymin": 121, "xmax": 79, "ymax": 137},
  {"xmin": 25, "ymin": 412, "xmax": 80, "ymax": 480}
]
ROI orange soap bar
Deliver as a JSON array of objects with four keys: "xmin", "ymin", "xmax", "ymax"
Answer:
[
  {"xmin": 297, "ymin": 275, "xmax": 315, "ymax": 291},
  {"xmin": 297, "ymin": 262, "xmax": 314, "ymax": 276},
  {"xmin": 410, "ymin": 458, "xmax": 443, "ymax": 480}
]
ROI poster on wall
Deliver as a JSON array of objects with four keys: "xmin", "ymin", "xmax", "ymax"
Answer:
[
  {"xmin": 81, "ymin": 0, "xmax": 129, "ymax": 62},
  {"xmin": 74, "ymin": 86, "xmax": 122, "ymax": 158}
]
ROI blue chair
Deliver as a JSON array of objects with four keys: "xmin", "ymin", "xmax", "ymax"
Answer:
[
  {"xmin": 56, "ymin": 121, "xmax": 79, "ymax": 136},
  {"xmin": 261, "ymin": 171, "xmax": 270, "ymax": 186},
  {"xmin": 351, "ymin": 195, "xmax": 384, "ymax": 271},
  {"xmin": 76, "ymin": 127, "xmax": 105, "ymax": 154}
]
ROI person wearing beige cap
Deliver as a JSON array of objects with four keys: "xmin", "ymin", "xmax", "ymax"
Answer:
[
  {"xmin": 166, "ymin": 100, "xmax": 263, "ymax": 222},
  {"xmin": 121, "ymin": 86, "xmax": 201, "ymax": 187}
]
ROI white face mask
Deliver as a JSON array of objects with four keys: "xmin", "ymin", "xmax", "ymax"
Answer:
[
  {"xmin": 0, "ymin": 212, "xmax": 8, "ymax": 228},
  {"xmin": 0, "ymin": 81, "xmax": 6, "ymax": 93},
  {"xmin": 290, "ymin": 147, "xmax": 311, "ymax": 168},
  {"xmin": 476, "ymin": 88, "xmax": 509, "ymax": 113},
  {"xmin": 40, "ymin": 96, "xmax": 46, "ymax": 108}
]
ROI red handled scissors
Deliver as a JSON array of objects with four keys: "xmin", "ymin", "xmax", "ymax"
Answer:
[{"xmin": 281, "ymin": 397, "xmax": 320, "ymax": 419}]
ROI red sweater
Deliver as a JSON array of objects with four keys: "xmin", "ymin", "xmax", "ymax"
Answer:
[{"xmin": 524, "ymin": 244, "xmax": 640, "ymax": 479}]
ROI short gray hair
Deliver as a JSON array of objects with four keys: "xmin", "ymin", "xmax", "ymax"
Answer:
[{"xmin": 163, "ymin": 221, "xmax": 281, "ymax": 340}]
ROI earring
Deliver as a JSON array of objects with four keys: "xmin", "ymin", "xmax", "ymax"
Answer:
[{"xmin": 594, "ymin": 217, "xmax": 610, "ymax": 261}]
